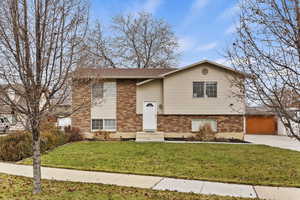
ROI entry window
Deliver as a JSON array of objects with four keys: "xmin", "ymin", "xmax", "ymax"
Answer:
[
  {"xmin": 92, "ymin": 119, "xmax": 116, "ymax": 131},
  {"xmin": 193, "ymin": 82, "xmax": 217, "ymax": 98},
  {"xmin": 92, "ymin": 83, "xmax": 103, "ymax": 99},
  {"xmin": 146, "ymin": 103, "xmax": 154, "ymax": 107}
]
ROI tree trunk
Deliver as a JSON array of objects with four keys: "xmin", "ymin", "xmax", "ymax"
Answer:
[{"xmin": 32, "ymin": 128, "xmax": 41, "ymax": 194}]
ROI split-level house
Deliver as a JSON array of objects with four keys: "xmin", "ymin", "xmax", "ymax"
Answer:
[{"xmin": 71, "ymin": 60, "xmax": 247, "ymax": 140}]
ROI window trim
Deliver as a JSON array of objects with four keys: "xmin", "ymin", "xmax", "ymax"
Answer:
[
  {"xmin": 193, "ymin": 81, "xmax": 218, "ymax": 98},
  {"xmin": 91, "ymin": 118, "xmax": 116, "ymax": 131}
]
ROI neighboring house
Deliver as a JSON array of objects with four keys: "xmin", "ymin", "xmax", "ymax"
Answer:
[
  {"xmin": 0, "ymin": 84, "xmax": 48, "ymax": 131},
  {"xmin": 51, "ymin": 103, "xmax": 72, "ymax": 129},
  {"xmin": 0, "ymin": 84, "xmax": 26, "ymax": 131},
  {"xmin": 278, "ymin": 99, "xmax": 300, "ymax": 136},
  {"xmin": 71, "ymin": 60, "xmax": 247, "ymax": 140}
]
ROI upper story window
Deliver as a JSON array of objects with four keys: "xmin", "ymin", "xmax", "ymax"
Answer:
[
  {"xmin": 193, "ymin": 82, "xmax": 205, "ymax": 98},
  {"xmin": 92, "ymin": 83, "xmax": 103, "ymax": 99},
  {"xmin": 193, "ymin": 81, "xmax": 217, "ymax": 98},
  {"xmin": 206, "ymin": 82, "xmax": 217, "ymax": 97}
]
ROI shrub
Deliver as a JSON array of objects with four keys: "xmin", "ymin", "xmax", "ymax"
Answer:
[
  {"xmin": 64, "ymin": 126, "xmax": 84, "ymax": 142},
  {"xmin": 194, "ymin": 123, "xmax": 216, "ymax": 141},
  {"xmin": 0, "ymin": 132, "xmax": 32, "ymax": 161},
  {"xmin": 0, "ymin": 128, "xmax": 70, "ymax": 162}
]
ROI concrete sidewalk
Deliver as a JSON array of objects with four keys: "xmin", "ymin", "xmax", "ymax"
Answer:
[{"xmin": 1, "ymin": 162, "xmax": 300, "ymax": 200}]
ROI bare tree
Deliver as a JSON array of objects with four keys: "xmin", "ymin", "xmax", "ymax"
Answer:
[
  {"xmin": 85, "ymin": 12, "xmax": 179, "ymax": 68},
  {"xmin": 226, "ymin": 0, "xmax": 300, "ymax": 140},
  {"xmin": 82, "ymin": 22, "xmax": 118, "ymax": 68},
  {"xmin": 0, "ymin": 0, "xmax": 88, "ymax": 193}
]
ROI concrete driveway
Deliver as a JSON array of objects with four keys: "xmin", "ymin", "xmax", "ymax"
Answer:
[{"xmin": 244, "ymin": 135, "xmax": 300, "ymax": 152}]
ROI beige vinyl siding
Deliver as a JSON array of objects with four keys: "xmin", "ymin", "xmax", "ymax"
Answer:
[
  {"xmin": 136, "ymin": 79, "xmax": 163, "ymax": 114},
  {"xmin": 91, "ymin": 81, "xmax": 116, "ymax": 119},
  {"xmin": 163, "ymin": 63, "xmax": 245, "ymax": 115}
]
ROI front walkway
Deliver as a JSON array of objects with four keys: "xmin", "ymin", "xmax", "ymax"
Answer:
[
  {"xmin": 244, "ymin": 135, "xmax": 300, "ymax": 152},
  {"xmin": 1, "ymin": 162, "xmax": 300, "ymax": 200}
]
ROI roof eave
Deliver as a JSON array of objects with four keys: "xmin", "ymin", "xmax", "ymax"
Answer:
[
  {"xmin": 72, "ymin": 76, "xmax": 162, "ymax": 80},
  {"xmin": 136, "ymin": 60, "xmax": 251, "ymax": 86},
  {"xmin": 160, "ymin": 60, "xmax": 250, "ymax": 78}
]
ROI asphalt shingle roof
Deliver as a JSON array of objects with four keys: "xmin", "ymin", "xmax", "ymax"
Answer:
[{"xmin": 72, "ymin": 68, "xmax": 177, "ymax": 79}]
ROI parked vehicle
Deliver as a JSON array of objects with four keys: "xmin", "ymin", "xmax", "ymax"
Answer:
[{"xmin": 0, "ymin": 117, "xmax": 10, "ymax": 134}]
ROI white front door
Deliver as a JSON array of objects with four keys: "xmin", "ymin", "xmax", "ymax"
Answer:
[{"xmin": 143, "ymin": 101, "xmax": 157, "ymax": 131}]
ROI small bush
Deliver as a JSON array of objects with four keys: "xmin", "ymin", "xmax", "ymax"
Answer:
[
  {"xmin": 64, "ymin": 126, "xmax": 84, "ymax": 142},
  {"xmin": 194, "ymin": 123, "xmax": 216, "ymax": 141},
  {"xmin": 0, "ymin": 128, "xmax": 70, "ymax": 162},
  {"xmin": 0, "ymin": 132, "xmax": 32, "ymax": 161}
]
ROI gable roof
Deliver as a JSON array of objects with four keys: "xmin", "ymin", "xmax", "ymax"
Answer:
[
  {"xmin": 72, "ymin": 68, "xmax": 176, "ymax": 79},
  {"xmin": 137, "ymin": 60, "xmax": 250, "ymax": 86},
  {"xmin": 160, "ymin": 60, "xmax": 249, "ymax": 77}
]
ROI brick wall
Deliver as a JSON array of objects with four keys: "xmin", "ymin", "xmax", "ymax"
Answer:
[
  {"xmin": 71, "ymin": 79, "xmax": 91, "ymax": 133},
  {"xmin": 116, "ymin": 79, "xmax": 142, "ymax": 132},
  {"xmin": 157, "ymin": 115, "xmax": 243, "ymax": 133}
]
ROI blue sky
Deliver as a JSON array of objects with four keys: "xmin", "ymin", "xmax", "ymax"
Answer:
[{"xmin": 90, "ymin": 0, "xmax": 240, "ymax": 67}]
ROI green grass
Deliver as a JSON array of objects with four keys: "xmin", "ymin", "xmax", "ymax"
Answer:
[
  {"xmin": 21, "ymin": 141, "xmax": 300, "ymax": 187},
  {"xmin": 0, "ymin": 173, "xmax": 254, "ymax": 200}
]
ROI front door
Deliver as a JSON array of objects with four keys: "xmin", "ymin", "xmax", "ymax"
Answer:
[{"xmin": 143, "ymin": 101, "xmax": 157, "ymax": 131}]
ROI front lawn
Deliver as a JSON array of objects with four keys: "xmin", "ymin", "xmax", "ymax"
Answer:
[
  {"xmin": 22, "ymin": 141, "xmax": 300, "ymax": 187},
  {"xmin": 0, "ymin": 173, "xmax": 253, "ymax": 200}
]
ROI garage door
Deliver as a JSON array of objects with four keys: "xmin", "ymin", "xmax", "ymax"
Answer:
[{"xmin": 246, "ymin": 116, "xmax": 277, "ymax": 135}]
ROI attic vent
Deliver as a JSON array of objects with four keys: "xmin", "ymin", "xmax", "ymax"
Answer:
[{"xmin": 202, "ymin": 68, "xmax": 208, "ymax": 75}]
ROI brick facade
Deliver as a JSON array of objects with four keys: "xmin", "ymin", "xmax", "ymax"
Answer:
[
  {"xmin": 157, "ymin": 115, "xmax": 243, "ymax": 133},
  {"xmin": 71, "ymin": 79, "xmax": 91, "ymax": 133},
  {"xmin": 116, "ymin": 79, "xmax": 142, "ymax": 132}
]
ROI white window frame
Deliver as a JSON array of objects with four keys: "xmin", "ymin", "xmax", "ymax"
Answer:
[
  {"xmin": 91, "ymin": 118, "xmax": 116, "ymax": 131},
  {"xmin": 193, "ymin": 81, "xmax": 218, "ymax": 98}
]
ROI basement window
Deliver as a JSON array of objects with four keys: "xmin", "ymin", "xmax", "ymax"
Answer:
[
  {"xmin": 92, "ymin": 119, "xmax": 103, "ymax": 130},
  {"xmin": 92, "ymin": 119, "xmax": 116, "ymax": 131},
  {"xmin": 104, "ymin": 119, "xmax": 116, "ymax": 130},
  {"xmin": 191, "ymin": 119, "xmax": 217, "ymax": 132}
]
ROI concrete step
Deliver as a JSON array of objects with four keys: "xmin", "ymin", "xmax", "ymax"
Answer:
[{"xmin": 136, "ymin": 131, "xmax": 165, "ymax": 142}]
